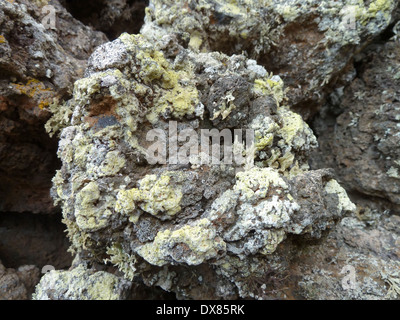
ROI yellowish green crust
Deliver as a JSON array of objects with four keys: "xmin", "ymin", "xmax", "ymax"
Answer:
[
  {"xmin": 136, "ymin": 218, "xmax": 226, "ymax": 266},
  {"xmin": 33, "ymin": 265, "xmax": 129, "ymax": 300},
  {"xmin": 324, "ymin": 179, "xmax": 356, "ymax": 212},
  {"xmin": 115, "ymin": 173, "xmax": 183, "ymax": 222}
]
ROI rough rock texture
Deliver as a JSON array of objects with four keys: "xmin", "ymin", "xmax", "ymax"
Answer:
[
  {"xmin": 142, "ymin": 0, "xmax": 398, "ymax": 117},
  {"xmin": 39, "ymin": 31, "xmax": 355, "ymax": 300},
  {"xmin": 33, "ymin": 260, "xmax": 176, "ymax": 300},
  {"xmin": 1, "ymin": 0, "xmax": 399, "ymax": 301},
  {"xmin": 311, "ymin": 35, "xmax": 400, "ymax": 207},
  {"xmin": 0, "ymin": 0, "xmax": 108, "ymax": 301},
  {"xmin": 33, "ymin": 265, "xmax": 132, "ymax": 300},
  {"xmin": 210, "ymin": 198, "xmax": 400, "ymax": 300},
  {"xmin": 0, "ymin": 0, "xmax": 107, "ymax": 213},
  {"xmin": 0, "ymin": 260, "xmax": 40, "ymax": 300},
  {"xmin": 293, "ymin": 206, "xmax": 400, "ymax": 300},
  {"xmin": 294, "ymin": 19, "xmax": 400, "ymax": 301}
]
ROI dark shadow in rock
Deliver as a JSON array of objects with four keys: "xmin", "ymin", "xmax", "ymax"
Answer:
[
  {"xmin": 0, "ymin": 212, "xmax": 72, "ymax": 270},
  {"xmin": 63, "ymin": 0, "xmax": 148, "ymax": 40},
  {"xmin": 0, "ymin": 95, "xmax": 61, "ymax": 214}
]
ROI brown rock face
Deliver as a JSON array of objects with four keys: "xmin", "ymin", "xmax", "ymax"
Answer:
[
  {"xmin": 0, "ymin": 260, "xmax": 40, "ymax": 300},
  {"xmin": 0, "ymin": 99, "xmax": 59, "ymax": 213},
  {"xmin": 290, "ymin": 210, "xmax": 400, "ymax": 300},
  {"xmin": 0, "ymin": 0, "xmax": 107, "ymax": 300},
  {"xmin": 62, "ymin": 0, "xmax": 148, "ymax": 40},
  {"xmin": 312, "ymin": 39, "xmax": 400, "ymax": 208}
]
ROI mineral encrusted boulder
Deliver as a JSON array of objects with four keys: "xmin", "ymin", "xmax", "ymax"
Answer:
[{"xmin": 39, "ymin": 31, "xmax": 355, "ymax": 299}]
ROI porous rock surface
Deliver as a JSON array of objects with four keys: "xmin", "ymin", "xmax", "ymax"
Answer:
[
  {"xmin": 37, "ymin": 31, "xmax": 355, "ymax": 299},
  {"xmin": 292, "ymin": 204, "xmax": 400, "ymax": 300}
]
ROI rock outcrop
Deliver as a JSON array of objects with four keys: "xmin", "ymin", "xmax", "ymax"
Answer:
[
  {"xmin": 39, "ymin": 32, "xmax": 355, "ymax": 299},
  {"xmin": 0, "ymin": 0, "xmax": 399, "ymax": 300}
]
